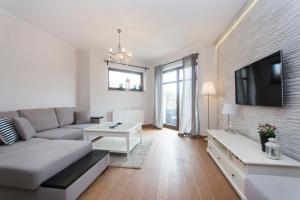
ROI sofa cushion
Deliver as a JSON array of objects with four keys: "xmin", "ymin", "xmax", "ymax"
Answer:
[
  {"xmin": 0, "ymin": 118, "xmax": 19, "ymax": 145},
  {"xmin": 13, "ymin": 117, "xmax": 36, "ymax": 140},
  {"xmin": 35, "ymin": 128, "xmax": 82, "ymax": 140},
  {"xmin": 54, "ymin": 107, "xmax": 75, "ymax": 127},
  {"xmin": 75, "ymin": 111, "xmax": 91, "ymax": 124},
  {"xmin": 0, "ymin": 111, "xmax": 19, "ymax": 119},
  {"xmin": 0, "ymin": 138, "xmax": 47, "ymax": 155},
  {"xmin": 245, "ymin": 175, "xmax": 300, "ymax": 200},
  {"xmin": 0, "ymin": 139, "xmax": 92, "ymax": 190},
  {"xmin": 18, "ymin": 108, "xmax": 59, "ymax": 132},
  {"xmin": 63, "ymin": 123, "xmax": 97, "ymax": 130}
]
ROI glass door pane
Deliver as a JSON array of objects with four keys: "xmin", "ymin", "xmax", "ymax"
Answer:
[
  {"xmin": 163, "ymin": 83, "xmax": 177, "ymax": 127},
  {"xmin": 163, "ymin": 70, "xmax": 177, "ymax": 83},
  {"xmin": 179, "ymin": 81, "xmax": 183, "ymax": 116}
]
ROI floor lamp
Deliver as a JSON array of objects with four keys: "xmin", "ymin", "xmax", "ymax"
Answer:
[{"xmin": 201, "ymin": 82, "xmax": 216, "ymax": 141}]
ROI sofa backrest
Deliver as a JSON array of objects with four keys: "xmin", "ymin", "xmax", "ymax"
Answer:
[
  {"xmin": 18, "ymin": 108, "xmax": 59, "ymax": 132},
  {"xmin": 0, "ymin": 111, "xmax": 19, "ymax": 119},
  {"xmin": 54, "ymin": 107, "xmax": 75, "ymax": 127}
]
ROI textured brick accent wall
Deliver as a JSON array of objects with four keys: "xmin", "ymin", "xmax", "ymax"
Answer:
[{"xmin": 217, "ymin": 0, "xmax": 300, "ymax": 160}]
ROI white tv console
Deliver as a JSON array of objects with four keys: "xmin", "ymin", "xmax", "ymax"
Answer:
[{"xmin": 207, "ymin": 130, "xmax": 300, "ymax": 200}]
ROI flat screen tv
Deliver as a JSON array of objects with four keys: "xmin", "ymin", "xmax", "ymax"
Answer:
[{"xmin": 235, "ymin": 51, "xmax": 283, "ymax": 107}]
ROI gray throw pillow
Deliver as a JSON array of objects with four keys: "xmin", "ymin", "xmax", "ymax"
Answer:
[
  {"xmin": 13, "ymin": 117, "xmax": 36, "ymax": 140},
  {"xmin": 75, "ymin": 111, "xmax": 91, "ymax": 124}
]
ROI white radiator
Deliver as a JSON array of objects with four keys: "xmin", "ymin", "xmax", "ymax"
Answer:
[{"xmin": 112, "ymin": 110, "xmax": 145, "ymax": 124}]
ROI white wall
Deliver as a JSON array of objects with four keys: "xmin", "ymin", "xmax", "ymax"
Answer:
[
  {"xmin": 77, "ymin": 50, "xmax": 154, "ymax": 124},
  {"xmin": 149, "ymin": 43, "xmax": 218, "ymax": 135},
  {"xmin": 77, "ymin": 50, "xmax": 90, "ymax": 111},
  {"xmin": 0, "ymin": 7, "xmax": 216, "ymax": 130},
  {"xmin": 0, "ymin": 9, "xmax": 77, "ymax": 111}
]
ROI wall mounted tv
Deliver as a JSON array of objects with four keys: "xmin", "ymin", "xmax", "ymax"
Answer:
[{"xmin": 235, "ymin": 51, "xmax": 283, "ymax": 107}]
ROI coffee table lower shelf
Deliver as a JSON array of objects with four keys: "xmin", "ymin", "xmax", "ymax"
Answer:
[{"xmin": 93, "ymin": 137, "xmax": 141, "ymax": 156}]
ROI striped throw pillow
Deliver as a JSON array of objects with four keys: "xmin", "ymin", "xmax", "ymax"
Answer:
[{"xmin": 0, "ymin": 117, "xmax": 19, "ymax": 145}]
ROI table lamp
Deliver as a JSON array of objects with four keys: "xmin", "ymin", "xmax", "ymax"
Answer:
[{"xmin": 222, "ymin": 103, "xmax": 238, "ymax": 133}]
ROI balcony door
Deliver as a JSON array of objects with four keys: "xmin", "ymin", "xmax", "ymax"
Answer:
[{"xmin": 162, "ymin": 68, "xmax": 183, "ymax": 130}]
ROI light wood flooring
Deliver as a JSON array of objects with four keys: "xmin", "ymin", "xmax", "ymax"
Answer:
[{"xmin": 79, "ymin": 128, "xmax": 239, "ymax": 200}]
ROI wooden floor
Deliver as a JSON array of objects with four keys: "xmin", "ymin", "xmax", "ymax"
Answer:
[{"xmin": 79, "ymin": 128, "xmax": 239, "ymax": 200}]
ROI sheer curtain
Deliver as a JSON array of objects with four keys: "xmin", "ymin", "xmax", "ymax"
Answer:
[
  {"xmin": 179, "ymin": 54, "xmax": 200, "ymax": 136},
  {"xmin": 154, "ymin": 65, "xmax": 164, "ymax": 128}
]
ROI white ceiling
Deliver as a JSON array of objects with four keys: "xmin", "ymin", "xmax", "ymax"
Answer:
[{"xmin": 0, "ymin": 0, "xmax": 248, "ymax": 62}]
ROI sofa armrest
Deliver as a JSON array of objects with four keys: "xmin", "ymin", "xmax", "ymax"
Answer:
[
  {"xmin": 245, "ymin": 175, "xmax": 300, "ymax": 200},
  {"xmin": 90, "ymin": 116, "xmax": 104, "ymax": 123}
]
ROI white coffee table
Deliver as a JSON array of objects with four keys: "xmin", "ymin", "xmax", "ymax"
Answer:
[{"xmin": 83, "ymin": 122, "xmax": 142, "ymax": 157}]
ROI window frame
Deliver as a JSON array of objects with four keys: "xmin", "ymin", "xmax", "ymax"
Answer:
[
  {"xmin": 108, "ymin": 68, "xmax": 144, "ymax": 92},
  {"xmin": 162, "ymin": 67, "xmax": 183, "ymax": 130}
]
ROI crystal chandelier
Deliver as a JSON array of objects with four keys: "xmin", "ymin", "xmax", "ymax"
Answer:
[{"xmin": 108, "ymin": 29, "xmax": 132, "ymax": 64}]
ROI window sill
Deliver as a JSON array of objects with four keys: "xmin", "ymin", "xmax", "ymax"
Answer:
[{"xmin": 108, "ymin": 89, "xmax": 146, "ymax": 93}]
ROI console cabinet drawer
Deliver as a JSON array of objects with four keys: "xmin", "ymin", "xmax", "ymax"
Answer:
[
  {"xmin": 207, "ymin": 142, "xmax": 245, "ymax": 197},
  {"xmin": 208, "ymin": 144, "xmax": 227, "ymax": 168},
  {"xmin": 208, "ymin": 143, "xmax": 220, "ymax": 159},
  {"xmin": 228, "ymin": 167, "xmax": 244, "ymax": 192},
  {"xmin": 214, "ymin": 150, "xmax": 244, "ymax": 192}
]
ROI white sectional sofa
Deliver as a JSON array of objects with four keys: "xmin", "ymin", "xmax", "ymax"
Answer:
[
  {"xmin": 0, "ymin": 108, "xmax": 109, "ymax": 200},
  {"xmin": 245, "ymin": 175, "xmax": 300, "ymax": 200}
]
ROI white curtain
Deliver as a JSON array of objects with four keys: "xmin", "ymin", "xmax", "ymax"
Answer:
[
  {"xmin": 179, "ymin": 54, "xmax": 200, "ymax": 135},
  {"xmin": 154, "ymin": 65, "xmax": 164, "ymax": 128}
]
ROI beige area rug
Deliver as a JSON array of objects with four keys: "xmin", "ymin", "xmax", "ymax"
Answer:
[{"xmin": 109, "ymin": 136, "xmax": 154, "ymax": 169}]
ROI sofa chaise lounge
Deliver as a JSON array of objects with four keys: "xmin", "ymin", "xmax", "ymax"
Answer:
[{"xmin": 0, "ymin": 108, "xmax": 110, "ymax": 200}]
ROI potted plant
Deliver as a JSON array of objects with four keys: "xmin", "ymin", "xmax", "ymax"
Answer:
[
  {"xmin": 257, "ymin": 123, "xmax": 277, "ymax": 152},
  {"xmin": 119, "ymin": 83, "xmax": 124, "ymax": 90}
]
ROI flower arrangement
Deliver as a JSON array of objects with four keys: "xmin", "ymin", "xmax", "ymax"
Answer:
[
  {"xmin": 257, "ymin": 123, "xmax": 277, "ymax": 137},
  {"xmin": 258, "ymin": 123, "xmax": 277, "ymax": 152}
]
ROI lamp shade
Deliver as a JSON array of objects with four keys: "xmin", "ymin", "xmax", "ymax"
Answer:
[
  {"xmin": 201, "ymin": 82, "xmax": 216, "ymax": 95},
  {"xmin": 222, "ymin": 103, "xmax": 238, "ymax": 115}
]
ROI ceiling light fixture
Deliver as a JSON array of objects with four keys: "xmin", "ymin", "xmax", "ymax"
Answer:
[{"xmin": 108, "ymin": 29, "xmax": 132, "ymax": 64}]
